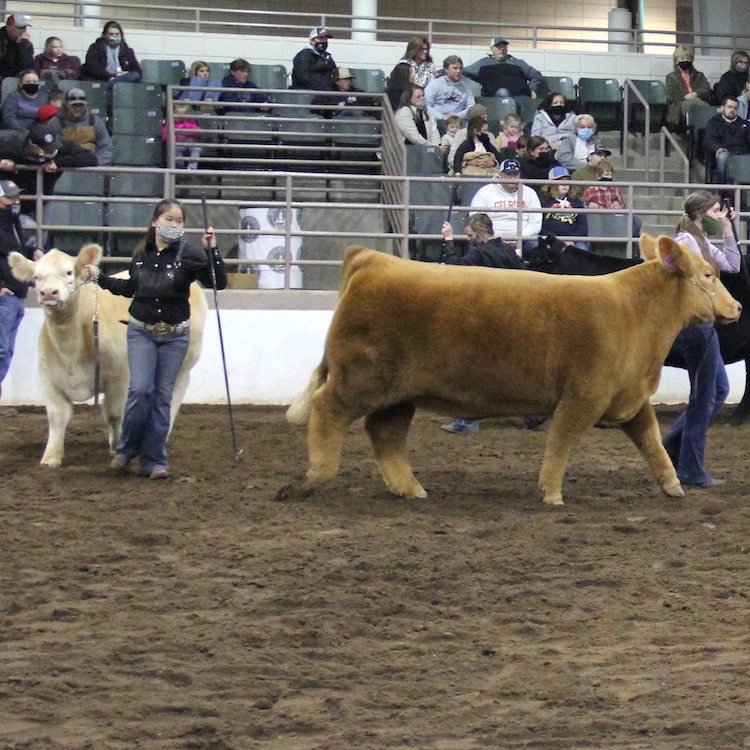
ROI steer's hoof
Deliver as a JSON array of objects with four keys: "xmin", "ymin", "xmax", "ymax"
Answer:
[
  {"xmin": 543, "ymin": 493, "xmax": 565, "ymax": 506},
  {"xmin": 662, "ymin": 481, "xmax": 685, "ymax": 498}
]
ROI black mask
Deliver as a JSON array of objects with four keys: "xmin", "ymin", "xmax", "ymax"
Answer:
[
  {"xmin": 22, "ymin": 83, "xmax": 39, "ymax": 95},
  {"xmin": 549, "ymin": 105, "xmax": 566, "ymax": 117},
  {"xmin": 599, "ymin": 176, "xmax": 613, "ymax": 181},
  {"xmin": 314, "ymin": 41, "xmax": 328, "ymax": 54},
  {"xmin": 677, "ymin": 60, "xmax": 692, "ymax": 71},
  {"xmin": 533, "ymin": 152, "xmax": 550, "ymax": 165}
]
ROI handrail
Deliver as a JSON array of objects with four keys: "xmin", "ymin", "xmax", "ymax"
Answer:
[
  {"xmin": 659, "ymin": 127, "xmax": 690, "ymax": 186},
  {"xmin": 622, "ymin": 78, "xmax": 651, "ymax": 175}
]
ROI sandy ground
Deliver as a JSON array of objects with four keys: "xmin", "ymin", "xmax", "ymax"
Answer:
[{"xmin": 2, "ymin": 403, "xmax": 750, "ymax": 750}]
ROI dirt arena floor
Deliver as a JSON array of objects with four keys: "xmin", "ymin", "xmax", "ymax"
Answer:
[{"xmin": 2, "ymin": 403, "xmax": 750, "ymax": 749}]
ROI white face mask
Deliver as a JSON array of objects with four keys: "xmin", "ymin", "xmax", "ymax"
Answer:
[{"xmin": 156, "ymin": 224, "xmax": 184, "ymax": 242}]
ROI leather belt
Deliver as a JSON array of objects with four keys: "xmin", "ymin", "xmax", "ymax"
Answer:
[{"xmin": 129, "ymin": 316, "xmax": 190, "ymax": 336}]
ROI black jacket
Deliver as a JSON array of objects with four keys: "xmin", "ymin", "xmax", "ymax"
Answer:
[
  {"xmin": 453, "ymin": 132, "xmax": 503, "ymax": 174},
  {"xmin": 0, "ymin": 26, "xmax": 34, "ymax": 80},
  {"xmin": 705, "ymin": 114, "xmax": 750, "ymax": 155},
  {"xmin": 291, "ymin": 46, "xmax": 336, "ymax": 91},
  {"xmin": 442, "ymin": 237, "xmax": 526, "ymax": 269},
  {"xmin": 714, "ymin": 70, "xmax": 749, "ymax": 105},
  {"xmin": 0, "ymin": 207, "xmax": 30, "ymax": 297},
  {"xmin": 82, "ymin": 38, "xmax": 141, "ymax": 81}
]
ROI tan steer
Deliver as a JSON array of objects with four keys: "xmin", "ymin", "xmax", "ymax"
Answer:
[
  {"xmin": 10, "ymin": 243, "xmax": 207, "ymax": 466},
  {"xmin": 287, "ymin": 235, "xmax": 741, "ymax": 505}
]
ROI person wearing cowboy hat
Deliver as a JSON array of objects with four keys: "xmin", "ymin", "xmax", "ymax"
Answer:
[
  {"xmin": 292, "ymin": 27, "xmax": 337, "ymax": 92},
  {"xmin": 311, "ymin": 66, "xmax": 372, "ymax": 117},
  {"xmin": 0, "ymin": 13, "xmax": 34, "ymax": 80}
]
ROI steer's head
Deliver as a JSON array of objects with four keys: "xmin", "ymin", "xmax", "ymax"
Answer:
[
  {"xmin": 640, "ymin": 234, "xmax": 742, "ymax": 325},
  {"xmin": 10, "ymin": 244, "xmax": 102, "ymax": 309}
]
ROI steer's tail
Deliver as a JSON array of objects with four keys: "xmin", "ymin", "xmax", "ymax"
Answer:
[{"xmin": 286, "ymin": 361, "xmax": 328, "ymax": 425}]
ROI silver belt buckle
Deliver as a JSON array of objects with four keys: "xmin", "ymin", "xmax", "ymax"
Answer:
[{"xmin": 152, "ymin": 321, "xmax": 173, "ymax": 335}]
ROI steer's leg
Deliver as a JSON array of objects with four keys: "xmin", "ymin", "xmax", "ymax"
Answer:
[
  {"xmin": 41, "ymin": 393, "xmax": 73, "ymax": 467},
  {"xmin": 303, "ymin": 384, "xmax": 354, "ymax": 493},
  {"xmin": 101, "ymin": 380, "xmax": 127, "ymax": 454},
  {"xmin": 365, "ymin": 401, "xmax": 426, "ymax": 499},
  {"xmin": 539, "ymin": 399, "xmax": 602, "ymax": 505},
  {"xmin": 619, "ymin": 401, "xmax": 684, "ymax": 498}
]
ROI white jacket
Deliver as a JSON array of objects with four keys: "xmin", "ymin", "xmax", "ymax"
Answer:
[{"xmin": 395, "ymin": 105, "xmax": 440, "ymax": 146}]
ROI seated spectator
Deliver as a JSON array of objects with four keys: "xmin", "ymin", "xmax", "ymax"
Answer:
[
  {"xmin": 459, "ymin": 150, "xmax": 500, "ymax": 178},
  {"xmin": 1, "ymin": 70, "xmax": 48, "ymax": 130},
  {"xmin": 398, "ymin": 36, "xmax": 438, "ymax": 89},
  {"xmin": 33, "ymin": 36, "xmax": 81, "ymax": 84},
  {"xmin": 82, "ymin": 21, "xmax": 141, "ymax": 89},
  {"xmin": 714, "ymin": 50, "xmax": 749, "ymax": 107},
  {"xmin": 217, "ymin": 59, "xmax": 267, "ymax": 115},
  {"xmin": 448, "ymin": 103, "xmax": 490, "ymax": 170},
  {"xmin": 440, "ymin": 114, "xmax": 461, "ymax": 151},
  {"xmin": 555, "ymin": 114, "xmax": 601, "ymax": 170},
  {"xmin": 571, "ymin": 143, "xmax": 611, "ymax": 184},
  {"xmin": 47, "ymin": 87, "xmax": 112, "ymax": 166},
  {"xmin": 385, "ymin": 62, "xmax": 413, "ymax": 112},
  {"xmin": 292, "ymin": 27, "xmax": 336, "ymax": 92},
  {"xmin": 540, "ymin": 165, "xmax": 588, "ymax": 249},
  {"xmin": 496, "ymin": 112, "xmax": 522, "ymax": 150},
  {"xmin": 439, "ymin": 211, "xmax": 526, "ymax": 435},
  {"xmin": 530, "ymin": 91, "xmax": 576, "ymax": 151},
  {"xmin": 395, "ymin": 84, "xmax": 441, "ymax": 148},
  {"xmin": 311, "ymin": 67, "xmax": 372, "ymax": 117},
  {"xmin": 46, "ymin": 87, "xmax": 64, "ymax": 111},
  {"xmin": 179, "ymin": 60, "xmax": 220, "ymax": 104},
  {"xmin": 0, "ymin": 123, "xmax": 98, "ymax": 199},
  {"xmin": 161, "ymin": 101, "xmax": 201, "ymax": 169},
  {"xmin": 424, "ymin": 55, "xmax": 475, "ymax": 121},
  {"xmin": 705, "ymin": 95, "xmax": 750, "ymax": 183},
  {"xmin": 582, "ymin": 160, "xmax": 642, "ymax": 235},
  {"xmin": 464, "ymin": 36, "xmax": 542, "ymax": 110},
  {"xmin": 518, "ymin": 135, "xmax": 558, "ymax": 180},
  {"xmin": 665, "ymin": 44, "xmax": 712, "ymax": 127},
  {"xmin": 35, "ymin": 103, "xmax": 59, "ymax": 124},
  {"xmin": 453, "ymin": 114, "xmax": 502, "ymax": 175},
  {"xmin": 470, "ymin": 157, "xmax": 542, "ymax": 253},
  {"xmin": 0, "ymin": 14, "xmax": 34, "ymax": 81}
]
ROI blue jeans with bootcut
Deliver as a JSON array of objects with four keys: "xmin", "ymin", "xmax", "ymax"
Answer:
[
  {"xmin": 662, "ymin": 324, "xmax": 728, "ymax": 484},
  {"xmin": 0, "ymin": 293, "xmax": 24, "ymax": 398},
  {"xmin": 115, "ymin": 323, "xmax": 189, "ymax": 476}
]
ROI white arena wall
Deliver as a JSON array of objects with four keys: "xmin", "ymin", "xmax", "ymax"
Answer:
[{"xmin": 4, "ymin": 301, "xmax": 746, "ymax": 407}]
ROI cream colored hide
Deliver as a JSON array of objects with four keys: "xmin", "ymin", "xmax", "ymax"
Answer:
[
  {"xmin": 9, "ymin": 244, "xmax": 207, "ymax": 466},
  {"xmin": 287, "ymin": 235, "xmax": 741, "ymax": 506}
]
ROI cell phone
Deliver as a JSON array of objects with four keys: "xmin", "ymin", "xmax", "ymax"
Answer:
[{"xmin": 723, "ymin": 197, "xmax": 733, "ymax": 211}]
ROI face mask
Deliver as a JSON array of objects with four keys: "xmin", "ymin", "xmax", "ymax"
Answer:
[
  {"xmin": 22, "ymin": 83, "xmax": 39, "ymax": 95},
  {"xmin": 313, "ymin": 41, "xmax": 328, "ymax": 53},
  {"xmin": 155, "ymin": 225, "xmax": 185, "ymax": 242},
  {"xmin": 414, "ymin": 101, "xmax": 426, "ymax": 111},
  {"xmin": 677, "ymin": 60, "xmax": 692, "ymax": 71},
  {"xmin": 534, "ymin": 151, "xmax": 550, "ymax": 164},
  {"xmin": 577, "ymin": 127, "xmax": 593, "ymax": 140},
  {"xmin": 550, "ymin": 105, "xmax": 566, "ymax": 117},
  {"xmin": 736, "ymin": 64, "xmax": 749, "ymax": 74},
  {"xmin": 701, "ymin": 216, "xmax": 722, "ymax": 235},
  {"xmin": 599, "ymin": 176, "xmax": 613, "ymax": 181},
  {"xmin": 106, "ymin": 36, "xmax": 121, "ymax": 48}
]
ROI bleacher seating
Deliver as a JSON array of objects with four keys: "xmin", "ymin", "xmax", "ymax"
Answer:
[
  {"xmin": 578, "ymin": 77, "xmax": 622, "ymax": 131},
  {"xmin": 140, "ymin": 59, "xmax": 186, "ymax": 86}
]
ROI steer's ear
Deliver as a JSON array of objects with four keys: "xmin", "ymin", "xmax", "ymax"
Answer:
[
  {"xmin": 75, "ymin": 243, "xmax": 103, "ymax": 276},
  {"xmin": 639, "ymin": 233, "xmax": 656, "ymax": 260},
  {"xmin": 8, "ymin": 250, "xmax": 34, "ymax": 282},
  {"xmin": 657, "ymin": 235, "xmax": 692, "ymax": 276}
]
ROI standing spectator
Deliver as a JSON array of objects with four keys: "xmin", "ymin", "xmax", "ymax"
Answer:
[
  {"xmin": 292, "ymin": 27, "xmax": 336, "ymax": 92},
  {"xmin": 83, "ymin": 199, "xmax": 227, "ymax": 479},
  {"xmin": 464, "ymin": 36, "xmax": 542, "ymax": 110},
  {"xmin": 470, "ymin": 157, "xmax": 542, "ymax": 252},
  {"xmin": 179, "ymin": 61, "xmax": 220, "ymax": 104},
  {"xmin": 385, "ymin": 61, "xmax": 413, "ymax": 112},
  {"xmin": 398, "ymin": 36, "xmax": 437, "ymax": 89},
  {"xmin": 1, "ymin": 70, "xmax": 48, "ymax": 131},
  {"xmin": 555, "ymin": 114, "xmax": 601, "ymax": 170},
  {"xmin": 0, "ymin": 178, "xmax": 33, "ymax": 418},
  {"xmin": 0, "ymin": 14, "xmax": 34, "ymax": 81},
  {"xmin": 704, "ymin": 95, "xmax": 750, "ymax": 183},
  {"xmin": 47, "ymin": 87, "xmax": 112, "ymax": 166},
  {"xmin": 424, "ymin": 55, "xmax": 474, "ymax": 120},
  {"xmin": 162, "ymin": 101, "xmax": 201, "ymax": 169},
  {"xmin": 663, "ymin": 191, "xmax": 740, "ymax": 487},
  {"xmin": 530, "ymin": 91, "xmax": 576, "ymax": 151},
  {"xmin": 395, "ymin": 84, "xmax": 441, "ymax": 148},
  {"xmin": 453, "ymin": 114, "xmax": 502, "ymax": 175},
  {"xmin": 540, "ymin": 166, "xmax": 588, "ymax": 249},
  {"xmin": 82, "ymin": 21, "xmax": 141, "ymax": 89},
  {"xmin": 713, "ymin": 50, "xmax": 750, "ymax": 107},
  {"xmin": 217, "ymin": 58, "xmax": 267, "ymax": 114},
  {"xmin": 664, "ymin": 44, "xmax": 712, "ymax": 127},
  {"xmin": 33, "ymin": 36, "xmax": 81, "ymax": 84}
]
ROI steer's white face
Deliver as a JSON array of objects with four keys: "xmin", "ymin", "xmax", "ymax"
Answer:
[{"xmin": 32, "ymin": 250, "xmax": 78, "ymax": 307}]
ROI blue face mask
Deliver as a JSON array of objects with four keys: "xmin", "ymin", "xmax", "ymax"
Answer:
[{"xmin": 577, "ymin": 127, "xmax": 593, "ymax": 140}]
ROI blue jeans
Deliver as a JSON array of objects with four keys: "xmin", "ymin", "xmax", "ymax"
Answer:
[
  {"xmin": 663, "ymin": 324, "xmax": 728, "ymax": 484},
  {"xmin": 0, "ymin": 293, "xmax": 24, "ymax": 398},
  {"xmin": 108, "ymin": 71, "xmax": 142, "ymax": 91},
  {"xmin": 116, "ymin": 323, "xmax": 189, "ymax": 475}
]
